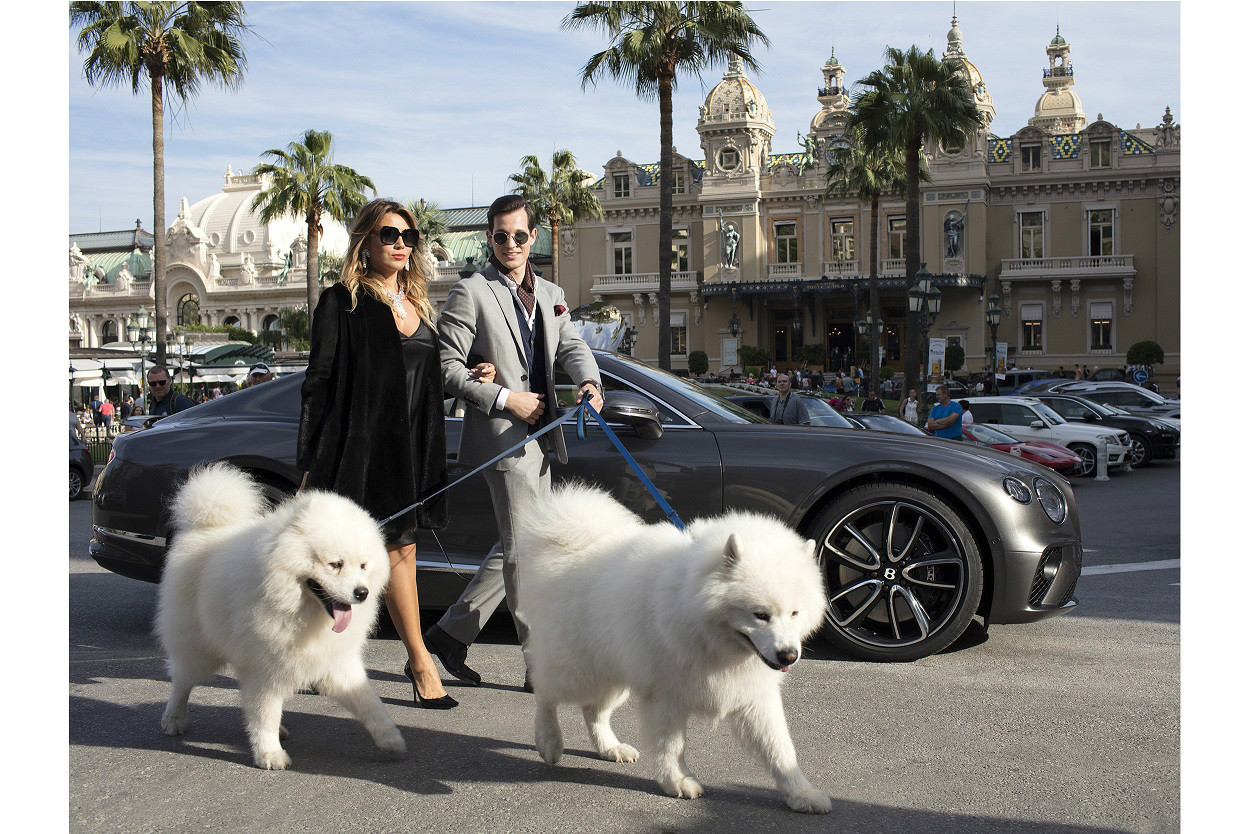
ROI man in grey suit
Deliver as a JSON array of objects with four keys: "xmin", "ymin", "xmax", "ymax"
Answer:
[
  {"xmin": 424, "ymin": 195, "xmax": 602, "ymax": 690},
  {"xmin": 770, "ymin": 372, "xmax": 804, "ymax": 425}
]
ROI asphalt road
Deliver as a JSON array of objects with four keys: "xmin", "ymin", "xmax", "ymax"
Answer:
[{"xmin": 69, "ymin": 462, "xmax": 1180, "ymax": 834}]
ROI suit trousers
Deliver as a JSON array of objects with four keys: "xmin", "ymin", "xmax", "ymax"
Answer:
[{"xmin": 435, "ymin": 440, "xmax": 551, "ymax": 652}]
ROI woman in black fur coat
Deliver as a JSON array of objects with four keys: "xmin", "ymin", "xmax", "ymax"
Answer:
[{"xmin": 299, "ymin": 199, "xmax": 494, "ymax": 709}]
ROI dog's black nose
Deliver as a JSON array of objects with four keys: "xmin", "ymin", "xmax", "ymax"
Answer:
[
  {"xmin": 778, "ymin": 649, "xmax": 799, "ymax": 666},
  {"xmin": 354, "ymin": 586, "xmax": 369, "ymax": 602}
]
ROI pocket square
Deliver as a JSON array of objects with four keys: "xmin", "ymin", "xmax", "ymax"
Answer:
[{"xmin": 554, "ymin": 304, "xmax": 568, "ymax": 316}]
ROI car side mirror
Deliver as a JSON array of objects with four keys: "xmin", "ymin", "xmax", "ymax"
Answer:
[
  {"xmin": 1083, "ymin": 414, "xmax": 1097, "ymax": 422},
  {"xmin": 1029, "ymin": 420, "xmax": 1045, "ymax": 428},
  {"xmin": 600, "ymin": 390, "xmax": 663, "ymax": 440}
]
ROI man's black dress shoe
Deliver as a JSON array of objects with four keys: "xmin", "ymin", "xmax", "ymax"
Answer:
[{"xmin": 423, "ymin": 624, "xmax": 482, "ymax": 687}]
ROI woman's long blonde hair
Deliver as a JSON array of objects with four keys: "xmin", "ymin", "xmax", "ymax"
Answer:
[{"xmin": 339, "ymin": 199, "xmax": 436, "ymax": 324}]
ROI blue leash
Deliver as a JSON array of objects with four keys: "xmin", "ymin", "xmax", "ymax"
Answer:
[{"xmin": 380, "ymin": 397, "xmax": 685, "ymax": 531}]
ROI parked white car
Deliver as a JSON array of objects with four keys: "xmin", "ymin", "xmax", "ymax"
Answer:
[{"xmin": 962, "ymin": 396, "xmax": 1132, "ymax": 477}]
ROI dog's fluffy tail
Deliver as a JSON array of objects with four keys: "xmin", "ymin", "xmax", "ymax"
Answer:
[
  {"xmin": 515, "ymin": 481, "xmax": 642, "ymax": 559},
  {"xmin": 169, "ymin": 462, "xmax": 267, "ymax": 534}
]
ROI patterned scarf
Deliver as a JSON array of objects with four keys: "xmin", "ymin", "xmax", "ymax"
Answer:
[{"xmin": 490, "ymin": 254, "xmax": 536, "ymax": 316}]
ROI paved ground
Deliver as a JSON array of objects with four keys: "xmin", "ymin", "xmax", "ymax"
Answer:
[{"xmin": 69, "ymin": 462, "xmax": 1180, "ymax": 833}]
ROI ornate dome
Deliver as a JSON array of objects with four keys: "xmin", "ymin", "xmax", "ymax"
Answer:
[
  {"xmin": 942, "ymin": 14, "xmax": 994, "ymax": 117},
  {"xmin": 1037, "ymin": 89, "xmax": 1081, "ymax": 113},
  {"xmin": 699, "ymin": 55, "xmax": 772, "ymax": 125}
]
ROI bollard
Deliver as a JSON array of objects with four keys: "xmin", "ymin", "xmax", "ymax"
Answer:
[
  {"xmin": 1121, "ymin": 445, "xmax": 1134, "ymax": 473},
  {"xmin": 1094, "ymin": 437, "xmax": 1111, "ymax": 481}
]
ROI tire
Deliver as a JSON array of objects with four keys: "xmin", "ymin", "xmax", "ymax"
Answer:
[
  {"xmin": 255, "ymin": 477, "xmax": 296, "ymax": 509},
  {"xmin": 1127, "ymin": 434, "xmax": 1151, "ymax": 467},
  {"xmin": 69, "ymin": 466, "xmax": 85, "ymax": 500},
  {"xmin": 809, "ymin": 481, "xmax": 984, "ymax": 662},
  {"xmin": 1070, "ymin": 443, "xmax": 1097, "ymax": 478}
]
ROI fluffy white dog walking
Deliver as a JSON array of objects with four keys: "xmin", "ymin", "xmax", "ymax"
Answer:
[
  {"xmin": 155, "ymin": 463, "xmax": 406, "ymax": 770},
  {"xmin": 514, "ymin": 483, "xmax": 833, "ymax": 813}
]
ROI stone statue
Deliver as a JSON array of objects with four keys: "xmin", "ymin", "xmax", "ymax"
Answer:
[
  {"xmin": 944, "ymin": 211, "xmax": 965, "ymax": 260},
  {"xmin": 720, "ymin": 217, "xmax": 741, "ymax": 267}
]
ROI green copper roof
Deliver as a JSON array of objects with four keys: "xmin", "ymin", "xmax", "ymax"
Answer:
[{"xmin": 437, "ymin": 226, "xmax": 552, "ymax": 263}]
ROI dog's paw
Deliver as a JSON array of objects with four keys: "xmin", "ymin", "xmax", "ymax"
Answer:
[
  {"xmin": 376, "ymin": 728, "xmax": 407, "ymax": 757},
  {"xmin": 278, "ymin": 724, "xmax": 289, "ymax": 741},
  {"xmin": 254, "ymin": 749, "xmax": 292, "ymax": 771},
  {"xmin": 536, "ymin": 731, "xmax": 563, "ymax": 766},
  {"xmin": 659, "ymin": 775, "xmax": 703, "ymax": 800},
  {"xmin": 160, "ymin": 711, "xmax": 186, "ymax": 736},
  {"xmin": 785, "ymin": 787, "xmax": 833, "ymax": 814},
  {"xmin": 600, "ymin": 743, "xmax": 639, "ymax": 763}
]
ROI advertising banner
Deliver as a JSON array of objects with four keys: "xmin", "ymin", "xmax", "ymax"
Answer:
[
  {"xmin": 995, "ymin": 342, "xmax": 1008, "ymax": 380},
  {"xmin": 929, "ymin": 338, "xmax": 947, "ymax": 380}
]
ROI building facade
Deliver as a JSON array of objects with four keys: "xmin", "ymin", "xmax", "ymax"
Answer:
[{"xmin": 557, "ymin": 17, "xmax": 1180, "ymax": 378}]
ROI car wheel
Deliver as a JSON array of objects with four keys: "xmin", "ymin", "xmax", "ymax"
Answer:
[
  {"xmin": 1127, "ymin": 434, "xmax": 1151, "ymax": 467},
  {"xmin": 1070, "ymin": 444, "xmax": 1096, "ymax": 477},
  {"xmin": 810, "ymin": 481, "xmax": 984, "ymax": 662},
  {"xmin": 255, "ymin": 477, "xmax": 296, "ymax": 509},
  {"xmin": 69, "ymin": 466, "xmax": 85, "ymax": 500}
]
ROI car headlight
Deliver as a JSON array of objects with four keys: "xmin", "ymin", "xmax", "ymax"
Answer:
[
  {"xmin": 1150, "ymin": 421, "xmax": 1174, "ymax": 432},
  {"xmin": 1098, "ymin": 434, "xmax": 1118, "ymax": 446},
  {"xmin": 1033, "ymin": 477, "xmax": 1067, "ymax": 524},
  {"xmin": 1003, "ymin": 476, "xmax": 1031, "ymax": 504}
]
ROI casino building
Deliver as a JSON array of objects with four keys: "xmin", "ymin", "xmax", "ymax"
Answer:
[{"xmin": 558, "ymin": 16, "xmax": 1180, "ymax": 378}]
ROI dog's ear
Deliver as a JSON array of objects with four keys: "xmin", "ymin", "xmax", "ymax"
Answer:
[{"xmin": 722, "ymin": 533, "xmax": 741, "ymax": 567}]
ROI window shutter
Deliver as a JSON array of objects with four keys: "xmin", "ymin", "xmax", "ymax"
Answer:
[
  {"xmin": 1021, "ymin": 302, "xmax": 1044, "ymax": 321},
  {"xmin": 1089, "ymin": 301, "xmax": 1113, "ymax": 319}
]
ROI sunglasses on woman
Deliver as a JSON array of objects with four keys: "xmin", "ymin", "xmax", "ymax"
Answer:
[
  {"xmin": 492, "ymin": 230, "xmax": 531, "ymax": 247},
  {"xmin": 374, "ymin": 226, "xmax": 420, "ymax": 247}
]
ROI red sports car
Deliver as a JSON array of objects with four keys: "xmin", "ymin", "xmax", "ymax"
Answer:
[{"xmin": 962, "ymin": 423, "xmax": 1083, "ymax": 476}]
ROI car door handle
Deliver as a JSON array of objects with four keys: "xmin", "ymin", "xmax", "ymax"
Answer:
[{"xmin": 446, "ymin": 453, "xmax": 458, "ymax": 462}]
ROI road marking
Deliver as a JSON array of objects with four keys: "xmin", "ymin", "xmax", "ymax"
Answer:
[{"xmin": 1082, "ymin": 559, "xmax": 1180, "ymax": 575}]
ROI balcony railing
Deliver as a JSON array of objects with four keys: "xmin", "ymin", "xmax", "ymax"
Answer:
[
  {"xmin": 999, "ymin": 255, "xmax": 1135, "ymax": 279},
  {"xmin": 881, "ymin": 258, "xmax": 905, "ymax": 276},
  {"xmin": 822, "ymin": 260, "xmax": 858, "ymax": 276},
  {"xmin": 81, "ymin": 280, "xmax": 153, "ymax": 297},
  {"xmin": 590, "ymin": 271, "xmax": 698, "ymax": 293},
  {"xmin": 767, "ymin": 263, "xmax": 801, "ymax": 279}
]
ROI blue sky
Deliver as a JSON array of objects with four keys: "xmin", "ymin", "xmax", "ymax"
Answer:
[{"xmin": 67, "ymin": 1, "xmax": 1180, "ymax": 233}]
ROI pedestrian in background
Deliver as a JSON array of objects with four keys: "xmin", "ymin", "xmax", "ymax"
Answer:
[
  {"xmin": 862, "ymin": 390, "xmax": 884, "ymax": 413},
  {"xmin": 958, "ymin": 399, "xmax": 974, "ymax": 425},
  {"xmin": 925, "ymin": 385, "xmax": 963, "ymax": 440},
  {"xmin": 900, "ymin": 388, "xmax": 920, "ymax": 426}
]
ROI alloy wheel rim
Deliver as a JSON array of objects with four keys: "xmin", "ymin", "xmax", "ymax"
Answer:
[
  {"xmin": 820, "ymin": 500, "xmax": 968, "ymax": 650},
  {"xmin": 1129, "ymin": 438, "xmax": 1147, "ymax": 466},
  {"xmin": 1074, "ymin": 446, "xmax": 1095, "ymax": 476},
  {"xmin": 69, "ymin": 471, "xmax": 82, "ymax": 497}
]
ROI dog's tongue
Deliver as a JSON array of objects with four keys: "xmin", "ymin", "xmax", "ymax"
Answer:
[
  {"xmin": 331, "ymin": 603, "xmax": 352, "ymax": 633},
  {"xmin": 779, "ymin": 665, "xmax": 791, "ymax": 673}
]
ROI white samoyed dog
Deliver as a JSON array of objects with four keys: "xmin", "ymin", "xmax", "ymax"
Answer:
[
  {"xmin": 155, "ymin": 463, "xmax": 405, "ymax": 770},
  {"xmin": 514, "ymin": 483, "xmax": 832, "ymax": 814}
]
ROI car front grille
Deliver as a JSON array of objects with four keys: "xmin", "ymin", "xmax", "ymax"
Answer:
[
  {"xmin": 1029, "ymin": 545, "xmax": 1080, "ymax": 607},
  {"xmin": 1057, "ymin": 571, "xmax": 1080, "ymax": 606}
]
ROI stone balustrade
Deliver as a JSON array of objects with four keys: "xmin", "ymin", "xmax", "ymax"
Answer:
[
  {"xmin": 999, "ymin": 254, "xmax": 1135, "ymax": 279},
  {"xmin": 590, "ymin": 271, "xmax": 698, "ymax": 293}
]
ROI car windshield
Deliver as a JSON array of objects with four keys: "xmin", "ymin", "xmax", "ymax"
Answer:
[
  {"xmin": 1073, "ymin": 398, "xmax": 1117, "ymax": 417},
  {"xmin": 965, "ymin": 423, "xmax": 1020, "ymax": 445},
  {"xmin": 798, "ymin": 397, "xmax": 855, "ymax": 428},
  {"xmin": 1100, "ymin": 403, "xmax": 1131, "ymax": 415},
  {"xmin": 859, "ymin": 414, "xmax": 928, "ymax": 435},
  {"xmin": 1032, "ymin": 402, "xmax": 1067, "ymax": 425},
  {"xmin": 611, "ymin": 354, "xmax": 765, "ymax": 423}
]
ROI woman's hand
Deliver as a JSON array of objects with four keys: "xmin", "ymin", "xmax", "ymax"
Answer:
[{"xmin": 470, "ymin": 362, "xmax": 496, "ymax": 384}]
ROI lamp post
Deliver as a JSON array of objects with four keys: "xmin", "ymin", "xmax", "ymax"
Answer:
[
  {"xmin": 128, "ymin": 305, "xmax": 155, "ymax": 406},
  {"xmin": 69, "ymin": 361, "xmax": 75, "ymax": 406},
  {"xmin": 857, "ymin": 309, "xmax": 885, "ymax": 392},
  {"xmin": 985, "ymin": 292, "xmax": 1001, "ymax": 395},
  {"xmin": 907, "ymin": 263, "xmax": 941, "ymax": 391}
]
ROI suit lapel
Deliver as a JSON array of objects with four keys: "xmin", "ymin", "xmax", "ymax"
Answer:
[{"xmin": 483, "ymin": 264, "xmax": 528, "ymax": 367}]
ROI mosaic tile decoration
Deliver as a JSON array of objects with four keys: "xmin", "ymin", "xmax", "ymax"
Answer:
[
  {"xmin": 767, "ymin": 152, "xmax": 807, "ymax": 170},
  {"xmin": 1120, "ymin": 131, "xmax": 1154, "ymax": 155},
  {"xmin": 1049, "ymin": 134, "xmax": 1082, "ymax": 159},
  {"xmin": 989, "ymin": 137, "xmax": 1012, "ymax": 162}
]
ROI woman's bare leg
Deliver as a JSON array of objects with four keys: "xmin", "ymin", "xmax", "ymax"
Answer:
[{"xmin": 385, "ymin": 543, "xmax": 449, "ymax": 700}]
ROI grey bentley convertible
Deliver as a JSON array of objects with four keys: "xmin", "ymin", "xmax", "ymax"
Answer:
[{"xmin": 90, "ymin": 351, "xmax": 1081, "ymax": 662}]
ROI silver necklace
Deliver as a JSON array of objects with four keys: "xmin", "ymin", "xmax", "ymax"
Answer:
[{"xmin": 384, "ymin": 287, "xmax": 407, "ymax": 321}]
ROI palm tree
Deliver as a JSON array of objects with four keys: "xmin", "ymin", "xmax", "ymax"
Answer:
[
  {"xmin": 406, "ymin": 198, "xmax": 450, "ymax": 261},
  {"xmin": 70, "ymin": 1, "xmax": 250, "ymax": 365},
  {"xmin": 825, "ymin": 123, "xmax": 919, "ymax": 394},
  {"xmin": 564, "ymin": 1, "xmax": 767, "ymax": 371},
  {"xmin": 251, "ymin": 129, "xmax": 376, "ymax": 315},
  {"xmin": 509, "ymin": 149, "xmax": 603, "ymax": 289},
  {"xmin": 851, "ymin": 45, "xmax": 981, "ymax": 396}
]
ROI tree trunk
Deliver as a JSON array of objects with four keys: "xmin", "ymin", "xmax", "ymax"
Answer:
[
  {"xmin": 868, "ymin": 192, "xmax": 881, "ymax": 394},
  {"xmin": 549, "ymin": 213, "xmax": 561, "ymax": 289},
  {"xmin": 903, "ymin": 138, "xmax": 922, "ymax": 399},
  {"xmin": 150, "ymin": 67, "xmax": 168, "ymax": 366},
  {"xmin": 657, "ymin": 73, "xmax": 674, "ymax": 372},
  {"xmin": 306, "ymin": 209, "xmax": 321, "ymax": 321}
]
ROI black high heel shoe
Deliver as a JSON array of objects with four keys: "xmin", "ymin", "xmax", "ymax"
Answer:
[{"xmin": 403, "ymin": 661, "xmax": 458, "ymax": 709}]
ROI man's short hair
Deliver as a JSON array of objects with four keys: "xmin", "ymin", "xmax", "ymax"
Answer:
[
  {"xmin": 486, "ymin": 194, "xmax": 537, "ymax": 232},
  {"xmin": 936, "ymin": 384, "xmax": 950, "ymax": 396},
  {"xmin": 147, "ymin": 365, "xmax": 171, "ymax": 379}
]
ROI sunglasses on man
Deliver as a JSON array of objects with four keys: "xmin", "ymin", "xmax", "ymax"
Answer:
[
  {"xmin": 149, "ymin": 379, "xmax": 168, "ymax": 387},
  {"xmin": 491, "ymin": 230, "xmax": 531, "ymax": 247},
  {"xmin": 373, "ymin": 226, "xmax": 420, "ymax": 247}
]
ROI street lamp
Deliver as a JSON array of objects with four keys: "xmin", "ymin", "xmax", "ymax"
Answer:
[
  {"xmin": 908, "ymin": 263, "xmax": 941, "ymax": 388},
  {"xmin": 128, "ymin": 305, "xmax": 155, "ymax": 405},
  {"xmin": 985, "ymin": 292, "xmax": 1001, "ymax": 394}
]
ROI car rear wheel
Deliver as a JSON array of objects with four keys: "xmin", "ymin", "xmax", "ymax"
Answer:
[
  {"xmin": 1127, "ymin": 434, "xmax": 1151, "ymax": 467},
  {"xmin": 69, "ymin": 466, "xmax": 85, "ymax": 500},
  {"xmin": 1070, "ymin": 443, "xmax": 1096, "ymax": 477},
  {"xmin": 810, "ymin": 481, "xmax": 984, "ymax": 662}
]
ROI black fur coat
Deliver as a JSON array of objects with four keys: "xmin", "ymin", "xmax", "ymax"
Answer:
[{"xmin": 298, "ymin": 282, "xmax": 448, "ymax": 537}]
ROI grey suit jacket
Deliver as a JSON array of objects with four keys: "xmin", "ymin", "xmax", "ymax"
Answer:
[
  {"xmin": 439, "ymin": 263, "xmax": 600, "ymax": 470},
  {"xmin": 770, "ymin": 393, "xmax": 804, "ymax": 425}
]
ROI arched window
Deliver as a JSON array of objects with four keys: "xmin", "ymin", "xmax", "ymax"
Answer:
[
  {"xmin": 223, "ymin": 315, "xmax": 240, "ymax": 327},
  {"xmin": 177, "ymin": 292, "xmax": 201, "ymax": 326},
  {"xmin": 100, "ymin": 320, "xmax": 119, "ymax": 345},
  {"xmin": 262, "ymin": 314, "xmax": 280, "ymax": 332}
]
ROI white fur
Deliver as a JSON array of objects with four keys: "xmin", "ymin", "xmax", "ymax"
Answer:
[
  {"xmin": 155, "ymin": 463, "xmax": 405, "ymax": 770},
  {"xmin": 515, "ymin": 483, "xmax": 833, "ymax": 814}
]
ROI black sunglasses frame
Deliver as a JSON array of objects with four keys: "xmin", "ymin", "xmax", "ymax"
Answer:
[
  {"xmin": 492, "ymin": 230, "xmax": 531, "ymax": 247},
  {"xmin": 375, "ymin": 226, "xmax": 420, "ymax": 247}
]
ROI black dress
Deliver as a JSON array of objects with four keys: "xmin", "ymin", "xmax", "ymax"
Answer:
[{"xmin": 391, "ymin": 319, "xmax": 437, "ymax": 546}]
